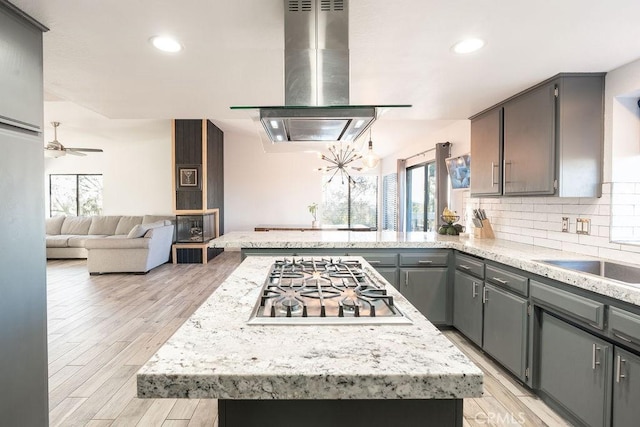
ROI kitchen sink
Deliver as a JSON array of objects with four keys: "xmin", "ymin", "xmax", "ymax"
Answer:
[{"xmin": 537, "ymin": 259, "xmax": 640, "ymax": 284}]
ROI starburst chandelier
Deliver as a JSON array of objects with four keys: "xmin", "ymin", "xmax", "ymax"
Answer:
[{"xmin": 317, "ymin": 143, "xmax": 363, "ymax": 185}]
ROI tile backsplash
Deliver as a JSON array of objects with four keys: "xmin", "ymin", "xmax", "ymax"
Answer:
[{"xmin": 463, "ymin": 182, "xmax": 640, "ymax": 264}]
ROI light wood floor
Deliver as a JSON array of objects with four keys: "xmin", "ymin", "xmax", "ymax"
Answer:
[{"xmin": 46, "ymin": 251, "xmax": 571, "ymax": 426}]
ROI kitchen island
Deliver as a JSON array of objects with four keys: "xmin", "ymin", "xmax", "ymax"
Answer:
[{"xmin": 137, "ymin": 256, "xmax": 484, "ymax": 427}]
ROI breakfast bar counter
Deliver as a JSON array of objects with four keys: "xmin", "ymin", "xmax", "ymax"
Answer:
[{"xmin": 137, "ymin": 256, "xmax": 483, "ymax": 427}]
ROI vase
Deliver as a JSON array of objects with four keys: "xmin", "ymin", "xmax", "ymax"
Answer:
[{"xmin": 312, "ymin": 220, "xmax": 320, "ymax": 229}]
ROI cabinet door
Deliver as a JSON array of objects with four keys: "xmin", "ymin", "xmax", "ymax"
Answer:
[
  {"xmin": 503, "ymin": 83, "xmax": 556, "ymax": 195},
  {"xmin": 453, "ymin": 271, "xmax": 483, "ymax": 346},
  {"xmin": 482, "ymin": 284, "xmax": 527, "ymax": 380},
  {"xmin": 400, "ymin": 268, "xmax": 448, "ymax": 325},
  {"xmin": 613, "ymin": 347, "xmax": 640, "ymax": 427},
  {"xmin": 538, "ymin": 312, "xmax": 612, "ymax": 427},
  {"xmin": 375, "ymin": 267, "xmax": 398, "ymax": 289},
  {"xmin": 0, "ymin": 7, "xmax": 43, "ymax": 132},
  {"xmin": 470, "ymin": 107, "xmax": 502, "ymax": 196}
]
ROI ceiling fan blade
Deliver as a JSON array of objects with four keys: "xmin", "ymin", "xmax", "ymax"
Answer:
[
  {"xmin": 65, "ymin": 150, "xmax": 87, "ymax": 156},
  {"xmin": 66, "ymin": 148, "xmax": 104, "ymax": 153}
]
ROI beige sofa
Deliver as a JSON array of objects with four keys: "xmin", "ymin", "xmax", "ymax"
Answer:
[{"xmin": 45, "ymin": 215, "xmax": 175, "ymax": 274}]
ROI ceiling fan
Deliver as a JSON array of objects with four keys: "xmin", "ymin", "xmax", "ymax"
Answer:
[{"xmin": 44, "ymin": 122, "xmax": 104, "ymax": 158}]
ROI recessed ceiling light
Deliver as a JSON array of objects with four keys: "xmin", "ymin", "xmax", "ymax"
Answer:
[
  {"xmin": 150, "ymin": 36, "xmax": 182, "ymax": 53},
  {"xmin": 452, "ymin": 38, "xmax": 485, "ymax": 54}
]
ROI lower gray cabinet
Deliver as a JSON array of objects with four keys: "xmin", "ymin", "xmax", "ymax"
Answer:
[
  {"xmin": 400, "ymin": 268, "xmax": 448, "ymax": 325},
  {"xmin": 612, "ymin": 347, "xmax": 640, "ymax": 427},
  {"xmin": 453, "ymin": 270, "xmax": 483, "ymax": 346},
  {"xmin": 375, "ymin": 267, "xmax": 399, "ymax": 289},
  {"xmin": 483, "ymin": 283, "xmax": 528, "ymax": 380},
  {"xmin": 538, "ymin": 312, "xmax": 612, "ymax": 427}
]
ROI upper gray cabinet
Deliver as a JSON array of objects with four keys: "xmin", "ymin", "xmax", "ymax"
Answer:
[
  {"xmin": 470, "ymin": 73, "xmax": 605, "ymax": 198},
  {"xmin": 0, "ymin": 5, "xmax": 46, "ymax": 132},
  {"xmin": 470, "ymin": 107, "xmax": 502, "ymax": 196}
]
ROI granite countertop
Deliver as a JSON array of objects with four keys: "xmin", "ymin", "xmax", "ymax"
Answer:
[
  {"xmin": 137, "ymin": 256, "xmax": 484, "ymax": 400},
  {"xmin": 210, "ymin": 231, "xmax": 640, "ymax": 306}
]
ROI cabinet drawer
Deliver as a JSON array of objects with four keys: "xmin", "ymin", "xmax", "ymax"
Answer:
[
  {"xmin": 485, "ymin": 265, "xmax": 528, "ymax": 296},
  {"xmin": 455, "ymin": 253, "xmax": 484, "ymax": 279},
  {"xmin": 530, "ymin": 280, "xmax": 605, "ymax": 329},
  {"xmin": 355, "ymin": 253, "xmax": 398, "ymax": 267},
  {"xmin": 399, "ymin": 251, "xmax": 449, "ymax": 267},
  {"xmin": 609, "ymin": 307, "xmax": 640, "ymax": 347}
]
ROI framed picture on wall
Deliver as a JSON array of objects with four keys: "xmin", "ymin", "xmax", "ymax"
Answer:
[{"xmin": 177, "ymin": 165, "xmax": 201, "ymax": 190}]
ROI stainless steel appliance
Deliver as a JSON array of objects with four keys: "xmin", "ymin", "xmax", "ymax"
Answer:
[{"xmin": 248, "ymin": 258, "xmax": 412, "ymax": 325}]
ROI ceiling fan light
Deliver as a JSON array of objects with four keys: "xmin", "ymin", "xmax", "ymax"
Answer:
[{"xmin": 44, "ymin": 149, "xmax": 64, "ymax": 158}]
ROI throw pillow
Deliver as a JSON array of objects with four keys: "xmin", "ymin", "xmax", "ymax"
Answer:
[{"xmin": 127, "ymin": 224, "xmax": 147, "ymax": 239}]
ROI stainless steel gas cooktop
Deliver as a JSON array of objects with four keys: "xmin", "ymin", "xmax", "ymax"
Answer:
[{"xmin": 248, "ymin": 258, "xmax": 412, "ymax": 325}]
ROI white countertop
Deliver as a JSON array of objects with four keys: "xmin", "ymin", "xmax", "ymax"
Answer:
[
  {"xmin": 137, "ymin": 256, "xmax": 484, "ymax": 400},
  {"xmin": 210, "ymin": 231, "xmax": 640, "ymax": 306}
]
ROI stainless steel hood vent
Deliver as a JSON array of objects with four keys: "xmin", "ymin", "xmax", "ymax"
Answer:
[{"xmin": 231, "ymin": 0, "xmax": 410, "ymax": 144}]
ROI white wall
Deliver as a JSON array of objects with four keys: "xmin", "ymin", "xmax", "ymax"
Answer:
[
  {"xmin": 44, "ymin": 120, "xmax": 172, "ymax": 216},
  {"xmin": 221, "ymin": 120, "xmax": 325, "ymax": 231}
]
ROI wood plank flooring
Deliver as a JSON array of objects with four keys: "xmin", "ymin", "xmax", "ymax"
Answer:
[{"xmin": 46, "ymin": 252, "xmax": 571, "ymax": 426}]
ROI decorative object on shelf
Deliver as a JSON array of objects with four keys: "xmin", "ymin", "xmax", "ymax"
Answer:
[
  {"xmin": 176, "ymin": 164, "xmax": 201, "ymax": 190},
  {"xmin": 362, "ymin": 129, "xmax": 380, "ymax": 169},
  {"xmin": 317, "ymin": 143, "xmax": 363, "ymax": 185},
  {"xmin": 308, "ymin": 203, "xmax": 319, "ymax": 228},
  {"xmin": 438, "ymin": 207, "xmax": 464, "ymax": 235},
  {"xmin": 44, "ymin": 122, "xmax": 104, "ymax": 158}
]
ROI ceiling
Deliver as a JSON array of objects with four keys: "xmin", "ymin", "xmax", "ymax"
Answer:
[{"xmin": 13, "ymin": 0, "xmax": 640, "ymax": 157}]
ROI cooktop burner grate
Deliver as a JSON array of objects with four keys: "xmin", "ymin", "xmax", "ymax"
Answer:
[{"xmin": 248, "ymin": 257, "xmax": 412, "ymax": 325}]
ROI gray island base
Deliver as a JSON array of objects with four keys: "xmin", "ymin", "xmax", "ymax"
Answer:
[
  {"xmin": 219, "ymin": 399, "xmax": 462, "ymax": 427},
  {"xmin": 137, "ymin": 257, "xmax": 483, "ymax": 427}
]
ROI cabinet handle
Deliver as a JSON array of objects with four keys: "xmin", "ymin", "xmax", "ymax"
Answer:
[
  {"xmin": 482, "ymin": 287, "xmax": 488, "ymax": 304},
  {"xmin": 459, "ymin": 264, "xmax": 471, "ymax": 270},
  {"xmin": 367, "ymin": 260, "xmax": 381, "ymax": 264},
  {"xmin": 491, "ymin": 162, "xmax": 499, "ymax": 186},
  {"xmin": 592, "ymin": 344, "xmax": 601, "ymax": 370},
  {"xmin": 472, "ymin": 282, "xmax": 479, "ymax": 298},
  {"xmin": 405, "ymin": 271, "xmax": 409, "ymax": 287},
  {"xmin": 616, "ymin": 355, "xmax": 627, "ymax": 383},
  {"xmin": 491, "ymin": 277, "xmax": 508, "ymax": 285},
  {"xmin": 613, "ymin": 332, "xmax": 633, "ymax": 344},
  {"xmin": 418, "ymin": 260, "xmax": 433, "ymax": 264}
]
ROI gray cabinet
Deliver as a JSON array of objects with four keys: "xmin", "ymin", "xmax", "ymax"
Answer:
[
  {"xmin": 538, "ymin": 312, "xmax": 612, "ymax": 427},
  {"xmin": 453, "ymin": 270, "xmax": 483, "ymax": 346},
  {"xmin": 470, "ymin": 107, "xmax": 502, "ymax": 196},
  {"xmin": 483, "ymin": 283, "xmax": 528, "ymax": 380},
  {"xmin": 375, "ymin": 267, "xmax": 399, "ymax": 289},
  {"xmin": 469, "ymin": 73, "xmax": 604, "ymax": 197},
  {"xmin": 0, "ymin": 5, "xmax": 44, "ymax": 132},
  {"xmin": 400, "ymin": 268, "xmax": 448, "ymax": 325},
  {"xmin": 503, "ymin": 83, "xmax": 556, "ymax": 195},
  {"xmin": 613, "ymin": 347, "xmax": 640, "ymax": 427}
]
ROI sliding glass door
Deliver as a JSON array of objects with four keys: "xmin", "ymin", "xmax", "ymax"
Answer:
[{"xmin": 406, "ymin": 162, "xmax": 436, "ymax": 232}]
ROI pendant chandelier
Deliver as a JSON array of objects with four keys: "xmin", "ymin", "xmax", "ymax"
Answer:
[
  {"xmin": 362, "ymin": 129, "xmax": 380, "ymax": 169},
  {"xmin": 317, "ymin": 143, "xmax": 363, "ymax": 185}
]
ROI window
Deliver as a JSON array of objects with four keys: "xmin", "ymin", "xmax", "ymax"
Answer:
[
  {"xmin": 50, "ymin": 174, "xmax": 103, "ymax": 217},
  {"xmin": 382, "ymin": 173, "xmax": 397, "ymax": 231},
  {"xmin": 406, "ymin": 162, "xmax": 436, "ymax": 231},
  {"xmin": 321, "ymin": 175, "xmax": 378, "ymax": 229}
]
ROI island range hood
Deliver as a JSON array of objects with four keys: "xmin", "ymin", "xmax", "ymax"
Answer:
[{"xmin": 232, "ymin": 0, "xmax": 409, "ymax": 143}]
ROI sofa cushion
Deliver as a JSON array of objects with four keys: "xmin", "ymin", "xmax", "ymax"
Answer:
[
  {"xmin": 115, "ymin": 216, "xmax": 143, "ymax": 235},
  {"xmin": 46, "ymin": 235, "xmax": 72, "ymax": 248},
  {"xmin": 45, "ymin": 215, "xmax": 66, "ymax": 235},
  {"xmin": 60, "ymin": 216, "xmax": 92, "ymax": 235},
  {"xmin": 88, "ymin": 216, "xmax": 121, "ymax": 235},
  {"xmin": 127, "ymin": 224, "xmax": 147, "ymax": 239},
  {"xmin": 67, "ymin": 235, "xmax": 109, "ymax": 248},
  {"xmin": 127, "ymin": 220, "xmax": 166, "ymax": 239}
]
